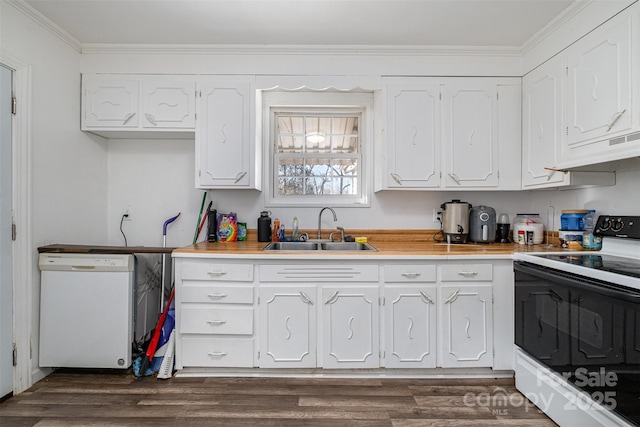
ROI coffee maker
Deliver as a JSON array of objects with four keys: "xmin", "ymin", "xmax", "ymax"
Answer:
[{"xmin": 440, "ymin": 199, "xmax": 471, "ymax": 243}]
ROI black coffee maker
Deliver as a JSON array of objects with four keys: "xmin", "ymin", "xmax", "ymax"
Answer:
[{"xmin": 495, "ymin": 213, "xmax": 510, "ymax": 243}]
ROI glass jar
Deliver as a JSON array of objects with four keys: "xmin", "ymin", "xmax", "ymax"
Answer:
[{"xmin": 513, "ymin": 214, "xmax": 544, "ymax": 245}]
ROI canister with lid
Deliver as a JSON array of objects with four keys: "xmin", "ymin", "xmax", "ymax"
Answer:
[
  {"xmin": 560, "ymin": 210, "xmax": 589, "ymax": 231},
  {"xmin": 513, "ymin": 214, "xmax": 544, "ymax": 245}
]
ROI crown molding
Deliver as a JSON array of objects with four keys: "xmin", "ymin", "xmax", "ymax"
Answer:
[
  {"xmin": 80, "ymin": 43, "xmax": 522, "ymax": 57},
  {"xmin": 520, "ymin": 0, "xmax": 628, "ymax": 55},
  {"xmin": 6, "ymin": 0, "xmax": 82, "ymax": 53}
]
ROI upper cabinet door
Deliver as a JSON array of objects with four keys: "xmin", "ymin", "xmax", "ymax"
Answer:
[
  {"xmin": 196, "ymin": 77, "xmax": 258, "ymax": 189},
  {"xmin": 522, "ymin": 57, "xmax": 568, "ymax": 188},
  {"xmin": 383, "ymin": 78, "xmax": 441, "ymax": 189},
  {"xmin": 441, "ymin": 80, "xmax": 498, "ymax": 188},
  {"xmin": 565, "ymin": 12, "xmax": 633, "ymax": 147},
  {"xmin": 83, "ymin": 79, "xmax": 139, "ymax": 128},
  {"xmin": 142, "ymin": 80, "xmax": 196, "ymax": 129}
]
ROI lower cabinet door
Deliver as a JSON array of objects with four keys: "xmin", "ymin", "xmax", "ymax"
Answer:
[
  {"xmin": 322, "ymin": 286, "xmax": 379, "ymax": 369},
  {"xmin": 258, "ymin": 286, "xmax": 317, "ymax": 368},
  {"xmin": 440, "ymin": 285, "xmax": 493, "ymax": 368},
  {"xmin": 384, "ymin": 286, "xmax": 437, "ymax": 368},
  {"xmin": 180, "ymin": 336, "xmax": 254, "ymax": 367}
]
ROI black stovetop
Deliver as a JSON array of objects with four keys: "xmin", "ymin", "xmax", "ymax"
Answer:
[{"xmin": 536, "ymin": 253, "xmax": 640, "ymax": 279}]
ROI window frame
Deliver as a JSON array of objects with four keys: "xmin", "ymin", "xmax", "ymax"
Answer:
[{"xmin": 262, "ymin": 90, "xmax": 373, "ymax": 207}]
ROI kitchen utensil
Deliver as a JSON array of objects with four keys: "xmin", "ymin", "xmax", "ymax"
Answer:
[
  {"xmin": 440, "ymin": 199, "xmax": 471, "ymax": 244},
  {"xmin": 469, "ymin": 205, "xmax": 496, "ymax": 243},
  {"xmin": 496, "ymin": 213, "xmax": 510, "ymax": 243},
  {"xmin": 544, "ymin": 206, "xmax": 556, "ymax": 247}
]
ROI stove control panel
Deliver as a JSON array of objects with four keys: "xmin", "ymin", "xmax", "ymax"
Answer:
[{"xmin": 595, "ymin": 215, "xmax": 640, "ymax": 239}]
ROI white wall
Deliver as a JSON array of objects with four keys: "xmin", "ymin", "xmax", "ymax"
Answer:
[
  {"xmin": 106, "ymin": 133, "xmax": 640, "ymax": 249},
  {"xmin": 0, "ymin": 1, "xmax": 108, "ymax": 384}
]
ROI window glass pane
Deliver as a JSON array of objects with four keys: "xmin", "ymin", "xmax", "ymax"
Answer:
[
  {"xmin": 277, "ymin": 135, "xmax": 304, "ymax": 153},
  {"xmin": 331, "ymin": 136, "xmax": 358, "ymax": 153},
  {"xmin": 278, "ymin": 177, "xmax": 304, "ymax": 195},
  {"xmin": 333, "ymin": 116, "xmax": 358, "ymax": 135}
]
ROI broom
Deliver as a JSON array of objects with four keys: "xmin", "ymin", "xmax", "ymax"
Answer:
[{"xmin": 139, "ymin": 288, "xmax": 175, "ymax": 375}]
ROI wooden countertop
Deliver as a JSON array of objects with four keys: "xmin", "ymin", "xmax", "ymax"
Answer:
[
  {"xmin": 173, "ymin": 229, "xmax": 568, "ymax": 259},
  {"xmin": 38, "ymin": 244, "xmax": 175, "ymax": 254}
]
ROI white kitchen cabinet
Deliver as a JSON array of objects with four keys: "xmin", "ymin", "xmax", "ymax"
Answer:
[
  {"xmin": 522, "ymin": 57, "xmax": 616, "ymax": 189},
  {"xmin": 378, "ymin": 77, "xmax": 521, "ymax": 191},
  {"xmin": 439, "ymin": 285, "xmax": 493, "ymax": 368},
  {"xmin": 439, "ymin": 263, "xmax": 493, "ymax": 368},
  {"xmin": 174, "ymin": 260, "xmax": 256, "ymax": 369},
  {"xmin": 383, "ymin": 286, "xmax": 436, "ymax": 368},
  {"xmin": 441, "ymin": 78, "xmax": 521, "ymax": 190},
  {"xmin": 258, "ymin": 286, "xmax": 317, "ymax": 368},
  {"xmin": 141, "ymin": 80, "xmax": 196, "ymax": 129},
  {"xmin": 82, "ymin": 77, "xmax": 139, "ymax": 129},
  {"xmin": 81, "ymin": 75, "xmax": 196, "ymax": 138},
  {"xmin": 561, "ymin": 7, "xmax": 640, "ymax": 167},
  {"xmin": 381, "ymin": 78, "xmax": 441, "ymax": 189},
  {"xmin": 195, "ymin": 77, "xmax": 260, "ymax": 189},
  {"xmin": 565, "ymin": 11, "xmax": 633, "ymax": 150},
  {"xmin": 441, "ymin": 79, "xmax": 498, "ymax": 188},
  {"xmin": 322, "ymin": 286, "xmax": 379, "ymax": 369},
  {"xmin": 522, "ymin": 56, "xmax": 567, "ymax": 188}
]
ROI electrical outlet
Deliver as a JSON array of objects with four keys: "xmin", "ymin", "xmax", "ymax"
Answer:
[
  {"xmin": 123, "ymin": 206, "xmax": 133, "ymax": 221},
  {"xmin": 432, "ymin": 208, "xmax": 440, "ymax": 223}
]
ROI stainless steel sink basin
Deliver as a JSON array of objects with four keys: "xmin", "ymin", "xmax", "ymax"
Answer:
[
  {"xmin": 320, "ymin": 242, "xmax": 377, "ymax": 251},
  {"xmin": 262, "ymin": 241, "xmax": 376, "ymax": 252}
]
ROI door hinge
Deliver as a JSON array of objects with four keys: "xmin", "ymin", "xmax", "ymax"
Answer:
[
  {"xmin": 12, "ymin": 97, "xmax": 17, "ymax": 115},
  {"xmin": 257, "ymin": 350, "xmax": 260, "ymax": 359},
  {"xmin": 379, "ymin": 296, "xmax": 385, "ymax": 306},
  {"xmin": 565, "ymin": 126, "xmax": 569, "ymax": 136},
  {"xmin": 11, "ymin": 223, "xmax": 16, "ymax": 241},
  {"xmin": 12, "ymin": 343, "xmax": 17, "ymax": 366},
  {"xmin": 565, "ymin": 67, "xmax": 569, "ymax": 77}
]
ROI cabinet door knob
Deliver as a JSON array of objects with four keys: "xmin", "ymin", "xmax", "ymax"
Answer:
[
  {"xmin": 206, "ymin": 320, "xmax": 227, "ymax": 325},
  {"xmin": 401, "ymin": 272, "xmax": 421, "ymax": 279},
  {"xmin": 122, "ymin": 112, "xmax": 136, "ymax": 125},
  {"xmin": 390, "ymin": 173, "xmax": 403, "ymax": 185},
  {"xmin": 207, "ymin": 293, "xmax": 228, "ymax": 299},
  {"xmin": 458, "ymin": 271, "xmax": 478, "ymax": 277},
  {"xmin": 207, "ymin": 351, "xmax": 227, "ymax": 357}
]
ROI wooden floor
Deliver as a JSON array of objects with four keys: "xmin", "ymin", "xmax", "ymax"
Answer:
[{"xmin": 0, "ymin": 371, "xmax": 558, "ymax": 426}]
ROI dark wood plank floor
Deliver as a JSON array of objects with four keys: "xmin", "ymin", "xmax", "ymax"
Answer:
[{"xmin": 0, "ymin": 371, "xmax": 557, "ymax": 426}]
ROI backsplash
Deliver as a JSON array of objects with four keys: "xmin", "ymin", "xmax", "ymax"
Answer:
[{"xmin": 106, "ymin": 139, "xmax": 640, "ymax": 248}]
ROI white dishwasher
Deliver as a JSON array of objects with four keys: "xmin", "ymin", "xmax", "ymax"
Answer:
[{"xmin": 39, "ymin": 253, "xmax": 135, "ymax": 369}]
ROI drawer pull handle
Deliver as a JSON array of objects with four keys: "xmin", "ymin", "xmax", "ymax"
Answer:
[
  {"xmin": 207, "ymin": 351, "xmax": 227, "ymax": 357},
  {"xmin": 207, "ymin": 293, "xmax": 228, "ymax": 299},
  {"xmin": 401, "ymin": 272, "xmax": 421, "ymax": 278},
  {"xmin": 458, "ymin": 271, "xmax": 478, "ymax": 277},
  {"xmin": 207, "ymin": 271, "xmax": 227, "ymax": 277},
  {"xmin": 206, "ymin": 320, "xmax": 227, "ymax": 325}
]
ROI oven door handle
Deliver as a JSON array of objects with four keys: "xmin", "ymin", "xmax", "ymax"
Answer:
[{"xmin": 515, "ymin": 261, "xmax": 640, "ymax": 303}]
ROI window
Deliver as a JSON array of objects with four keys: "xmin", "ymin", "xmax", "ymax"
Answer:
[{"xmin": 263, "ymin": 91, "xmax": 372, "ymax": 207}]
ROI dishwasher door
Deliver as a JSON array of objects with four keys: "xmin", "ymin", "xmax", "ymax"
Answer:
[{"xmin": 39, "ymin": 253, "xmax": 134, "ymax": 369}]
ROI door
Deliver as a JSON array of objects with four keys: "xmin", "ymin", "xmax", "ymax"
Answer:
[
  {"xmin": 0, "ymin": 64, "xmax": 13, "ymax": 398},
  {"xmin": 384, "ymin": 286, "xmax": 436, "ymax": 368},
  {"xmin": 322, "ymin": 287, "xmax": 379, "ymax": 369},
  {"xmin": 259, "ymin": 286, "xmax": 316, "ymax": 368},
  {"xmin": 440, "ymin": 285, "xmax": 493, "ymax": 367},
  {"xmin": 142, "ymin": 80, "xmax": 196, "ymax": 129},
  {"xmin": 383, "ymin": 79, "xmax": 441, "ymax": 188},
  {"xmin": 82, "ymin": 77, "xmax": 139, "ymax": 128}
]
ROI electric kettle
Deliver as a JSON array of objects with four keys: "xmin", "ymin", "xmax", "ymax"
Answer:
[{"xmin": 440, "ymin": 199, "xmax": 472, "ymax": 244}]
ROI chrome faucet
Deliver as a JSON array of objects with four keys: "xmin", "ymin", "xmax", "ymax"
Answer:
[{"xmin": 317, "ymin": 207, "xmax": 337, "ymax": 240}]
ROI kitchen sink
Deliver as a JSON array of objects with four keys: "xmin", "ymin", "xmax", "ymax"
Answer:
[{"xmin": 262, "ymin": 241, "xmax": 376, "ymax": 252}]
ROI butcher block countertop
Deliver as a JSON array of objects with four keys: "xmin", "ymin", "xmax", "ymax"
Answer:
[{"xmin": 173, "ymin": 229, "xmax": 567, "ymax": 260}]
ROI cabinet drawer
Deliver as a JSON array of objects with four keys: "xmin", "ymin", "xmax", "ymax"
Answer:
[
  {"xmin": 383, "ymin": 264, "xmax": 436, "ymax": 282},
  {"xmin": 181, "ymin": 285, "xmax": 253, "ymax": 304},
  {"xmin": 181, "ymin": 262, "xmax": 253, "ymax": 282},
  {"xmin": 180, "ymin": 336, "xmax": 254, "ymax": 367},
  {"xmin": 180, "ymin": 307, "xmax": 253, "ymax": 335},
  {"xmin": 439, "ymin": 264, "xmax": 493, "ymax": 282},
  {"xmin": 260, "ymin": 264, "xmax": 378, "ymax": 282}
]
